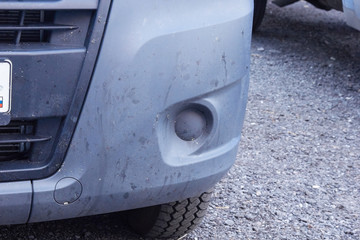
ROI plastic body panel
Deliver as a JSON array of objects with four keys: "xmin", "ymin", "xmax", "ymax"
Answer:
[
  {"xmin": 3, "ymin": 0, "xmax": 253, "ymax": 224},
  {"xmin": 0, "ymin": 181, "xmax": 32, "ymax": 225},
  {"xmin": 0, "ymin": 0, "xmax": 98, "ymax": 10},
  {"xmin": 343, "ymin": 0, "xmax": 360, "ymax": 30},
  {"xmin": 5, "ymin": 49, "xmax": 85, "ymax": 118}
]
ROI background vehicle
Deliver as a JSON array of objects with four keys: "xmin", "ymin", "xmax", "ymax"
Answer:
[
  {"xmin": 0, "ymin": 0, "xmax": 253, "ymax": 239},
  {"xmin": 253, "ymin": 0, "xmax": 360, "ymax": 31},
  {"xmin": 253, "ymin": 0, "xmax": 268, "ymax": 31}
]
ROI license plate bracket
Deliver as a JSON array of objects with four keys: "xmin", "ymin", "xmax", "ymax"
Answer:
[
  {"xmin": 0, "ymin": 60, "xmax": 12, "ymax": 113},
  {"xmin": 0, "ymin": 60, "xmax": 12, "ymax": 125}
]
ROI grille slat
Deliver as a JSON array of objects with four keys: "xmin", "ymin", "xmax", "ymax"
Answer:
[
  {"xmin": 0, "ymin": 134, "xmax": 51, "ymax": 144},
  {"xmin": 0, "ymin": 149, "xmax": 22, "ymax": 153},
  {"xmin": 0, "ymin": 10, "xmax": 75, "ymax": 44},
  {"xmin": 0, "ymin": 24, "xmax": 77, "ymax": 31}
]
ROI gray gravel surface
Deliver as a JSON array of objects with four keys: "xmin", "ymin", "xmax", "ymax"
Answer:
[
  {"xmin": 189, "ymin": 2, "xmax": 360, "ymax": 240},
  {"xmin": 1, "ymin": 2, "xmax": 360, "ymax": 239}
]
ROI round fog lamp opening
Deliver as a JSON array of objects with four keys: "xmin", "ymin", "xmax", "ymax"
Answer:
[{"xmin": 175, "ymin": 109, "xmax": 208, "ymax": 141}]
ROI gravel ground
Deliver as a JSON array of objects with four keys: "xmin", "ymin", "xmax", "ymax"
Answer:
[
  {"xmin": 189, "ymin": 2, "xmax": 360, "ymax": 240},
  {"xmin": 1, "ymin": 2, "xmax": 360, "ymax": 239}
]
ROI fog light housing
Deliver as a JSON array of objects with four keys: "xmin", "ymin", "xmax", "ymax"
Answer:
[{"xmin": 175, "ymin": 109, "xmax": 207, "ymax": 141}]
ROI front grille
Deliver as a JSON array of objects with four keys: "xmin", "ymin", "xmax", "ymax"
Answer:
[
  {"xmin": 0, "ymin": 121, "xmax": 34, "ymax": 160},
  {"xmin": 0, "ymin": 0, "xmax": 111, "ymax": 181},
  {"xmin": 0, "ymin": 10, "xmax": 77, "ymax": 44}
]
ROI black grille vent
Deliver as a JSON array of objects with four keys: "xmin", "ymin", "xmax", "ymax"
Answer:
[
  {"xmin": 0, "ymin": 121, "xmax": 52, "ymax": 161},
  {"xmin": 0, "ymin": 121, "xmax": 34, "ymax": 160},
  {"xmin": 0, "ymin": 10, "xmax": 77, "ymax": 44}
]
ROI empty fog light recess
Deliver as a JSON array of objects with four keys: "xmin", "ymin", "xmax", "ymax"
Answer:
[{"xmin": 174, "ymin": 106, "xmax": 213, "ymax": 142}]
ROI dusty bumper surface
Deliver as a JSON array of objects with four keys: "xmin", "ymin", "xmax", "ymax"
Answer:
[{"xmin": 1, "ymin": 0, "xmax": 252, "ymax": 224}]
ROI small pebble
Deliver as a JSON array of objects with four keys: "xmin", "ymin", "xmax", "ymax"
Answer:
[{"xmin": 225, "ymin": 220, "xmax": 235, "ymax": 226}]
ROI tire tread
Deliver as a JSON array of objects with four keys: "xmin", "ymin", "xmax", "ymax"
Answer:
[{"xmin": 145, "ymin": 191, "xmax": 212, "ymax": 239}]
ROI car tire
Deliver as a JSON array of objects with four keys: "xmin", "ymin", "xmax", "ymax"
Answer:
[
  {"xmin": 125, "ymin": 191, "xmax": 212, "ymax": 239},
  {"xmin": 253, "ymin": 0, "xmax": 268, "ymax": 31}
]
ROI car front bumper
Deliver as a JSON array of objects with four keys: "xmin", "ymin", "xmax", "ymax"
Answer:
[{"xmin": 0, "ymin": 0, "xmax": 253, "ymax": 224}]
